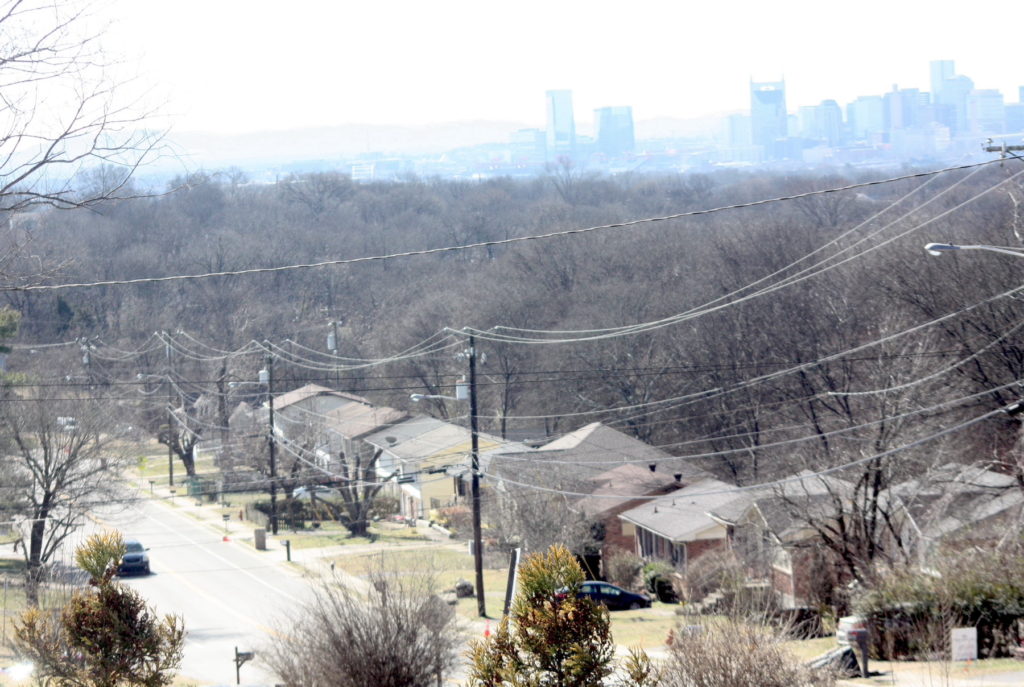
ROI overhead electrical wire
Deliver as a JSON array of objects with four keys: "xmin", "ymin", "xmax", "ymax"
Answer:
[
  {"xmin": 484, "ymin": 156, "xmax": 984, "ymax": 339},
  {"xmin": 481, "ymin": 406, "xmax": 1003, "ymax": 501},
  {"xmin": 491, "ymin": 378, "xmax": 1018, "ymax": 467},
  {"xmin": 467, "ymin": 163, "xmax": 1024, "ymax": 345},
  {"xmin": 1, "ymin": 159, "xmax": 1006, "ymax": 294}
]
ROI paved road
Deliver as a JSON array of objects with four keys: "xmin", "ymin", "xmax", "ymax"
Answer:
[{"xmin": 75, "ymin": 496, "xmax": 315, "ymax": 686}]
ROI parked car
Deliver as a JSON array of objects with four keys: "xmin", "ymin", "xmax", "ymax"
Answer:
[
  {"xmin": 291, "ymin": 485, "xmax": 341, "ymax": 500},
  {"xmin": 118, "ymin": 539, "xmax": 150, "ymax": 575},
  {"xmin": 561, "ymin": 581, "xmax": 652, "ymax": 611}
]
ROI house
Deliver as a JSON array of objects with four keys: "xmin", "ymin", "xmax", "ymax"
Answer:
[
  {"xmin": 362, "ymin": 417, "xmax": 502, "ymax": 519},
  {"xmin": 619, "ymin": 478, "xmax": 746, "ymax": 569},
  {"xmin": 575, "ymin": 463, "xmax": 688, "ymax": 566},
  {"xmin": 319, "ymin": 402, "xmax": 407, "ymax": 469},
  {"xmin": 619, "ymin": 471, "xmax": 868, "ymax": 608},
  {"xmin": 894, "ymin": 462, "xmax": 1024, "ymax": 562},
  {"xmin": 485, "ymin": 422, "xmax": 711, "ymax": 569},
  {"xmin": 271, "ymin": 383, "xmax": 373, "ymax": 442},
  {"xmin": 535, "ymin": 422, "xmax": 692, "ymax": 474}
]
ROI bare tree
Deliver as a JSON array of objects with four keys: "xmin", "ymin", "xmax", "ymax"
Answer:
[
  {"xmin": 324, "ymin": 446, "xmax": 396, "ymax": 538},
  {"xmin": 0, "ymin": 386, "xmax": 129, "ymax": 605},
  {"xmin": 0, "ymin": 0, "xmax": 165, "ymax": 213},
  {"xmin": 263, "ymin": 567, "xmax": 462, "ymax": 687}
]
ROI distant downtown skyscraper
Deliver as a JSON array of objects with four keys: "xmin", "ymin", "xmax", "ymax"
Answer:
[
  {"xmin": 930, "ymin": 60, "xmax": 955, "ymax": 98},
  {"xmin": 750, "ymin": 80, "xmax": 788, "ymax": 158},
  {"xmin": 594, "ymin": 106, "xmax": 635, "ymax": 157},
  {"xmin": 546, "ymin": 89, "xmax": 576, "ymax": 160}
]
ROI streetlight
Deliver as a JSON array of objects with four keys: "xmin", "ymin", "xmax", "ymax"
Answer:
[
  {"xmin": 410, "ymin": 383, "xmax": 469, "ymax": 404},
  {"xmin": 924, "ymin": 242, "xmax": 1024, "ymax": 258}
]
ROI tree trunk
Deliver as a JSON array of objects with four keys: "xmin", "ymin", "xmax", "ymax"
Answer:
[{"xmin": 25, "ymin": 514, "xmax": 47, "ymax": 607}]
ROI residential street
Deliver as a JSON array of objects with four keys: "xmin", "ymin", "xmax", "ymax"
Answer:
[{"xmin": 77, "ymin": 494, "xmax": 314, "ymax": 686}]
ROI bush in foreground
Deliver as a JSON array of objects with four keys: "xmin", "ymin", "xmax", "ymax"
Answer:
[
  {"xmin": 660, "ymin": 620, "xmax": 834, "ymax": 687},
  {"xmin": 264, "ymin": 566, "xmax": 462, "ymax": 687}
]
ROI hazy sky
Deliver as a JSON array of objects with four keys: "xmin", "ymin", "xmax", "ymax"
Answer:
[{"xmin": 104, "ymin": 0, "xmax": 1024, "ymax": 135}]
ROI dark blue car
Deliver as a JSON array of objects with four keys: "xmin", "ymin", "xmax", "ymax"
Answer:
[
  {"xmin": 118, "ymin": 539, "xmax": 151, "ymax": 575},
  {"xmin": 575, "ymin": 581, "xmax": 651, "ymax": 611}
]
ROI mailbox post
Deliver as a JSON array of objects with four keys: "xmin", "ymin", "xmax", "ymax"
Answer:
[
  {"xmin": 849, "ymin": 628, "xmax": 869, "ymax": 678},
  {"xmin": 234, "ymin": 646, "xmax": 254, "ymax": 685}
]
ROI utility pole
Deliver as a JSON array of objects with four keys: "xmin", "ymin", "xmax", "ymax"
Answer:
[
  {"xmin": 983, "ymin": 141, "xmax": 1024, "ymax": 156},
  {"xmin": 327, "ymin": 320, "xmax": 340, "ymax": 387},
  {"xmin": 261, "ymin": 350, "xmax": 278, "ymax": 535},
  {"xmin": 165, "ymin": 335, "xmax": 174, "ymax": 488},
  {"xmin": 468, "ymin": 334, "xmax": 486, "ymax": 617}
]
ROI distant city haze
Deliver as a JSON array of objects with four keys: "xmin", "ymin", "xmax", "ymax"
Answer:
[{"xmin": 105, "ymin": 0, "xmax": 1022, "ymax": 135}]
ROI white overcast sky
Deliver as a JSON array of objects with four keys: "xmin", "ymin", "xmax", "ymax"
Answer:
[{"xmin": 103, "ymin": 0, "xmax": 1024, "ymax": 135}]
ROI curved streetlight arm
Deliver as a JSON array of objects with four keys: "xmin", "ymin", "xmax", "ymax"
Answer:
[
  {"xmin": 410, "ymin": 393, "xmax": 459, "ymax": 402},
  {"xmin": 925, "ymin": 242, "xmax": 1024, "ymax": 258}
]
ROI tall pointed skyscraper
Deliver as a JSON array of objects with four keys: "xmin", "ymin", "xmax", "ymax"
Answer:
[
  {"xmin": 930, "ymin": 60, "xmax": 955, "ymax": 100},
  {"xmin": 546, "ymin": 90, "xmax": 576, "ymax": 160}
]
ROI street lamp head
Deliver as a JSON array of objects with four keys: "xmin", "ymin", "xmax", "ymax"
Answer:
[
  {"xmin": 925, "ymin": 243, "xmax": 959, "ymax": 256},
  {"xmin": 410, "ymin": 392, "xmax": 459, "ymax": 403}
]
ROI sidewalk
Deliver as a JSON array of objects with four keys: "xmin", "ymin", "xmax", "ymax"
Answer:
[
  {"xmin": 837, "ymin": 660, "xmax": 1024, "ymax": 687},
  {"xmin": 137, "ymin": 476, "xmax": 462, "ymax": 589}
]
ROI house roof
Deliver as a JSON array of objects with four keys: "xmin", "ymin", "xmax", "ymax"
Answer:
[
  {"xmin": 363, "ymin": 416, "xmax": 450, "ymax": 451},
  {"xmin": 538, "ymin": 422, "xmax": 669, "ymax": 463},
  {"xmin": 324, "ymin": 403, "xmax": 407, "ymax": 440},
  {"xmin": 619, "ymin": 479, "xmax": 748, "ymax": 542},
  {"xmin": 362, "ymin": 417, "xmax": 503, "ymax": 470},
  {"xmin": 576, "ymin": 463, "xmax": 682, "ymax": 517},
  {"xmin": 273, "ymin": 383, "xmax": 369, "ymax": 411},
  {"xmin": 534, "ymin": 422, "xmax": 713, "ymax": 482},
  {"xmin": 893, "ymin": 462, "xmax": 1024, "ymax": 541}
]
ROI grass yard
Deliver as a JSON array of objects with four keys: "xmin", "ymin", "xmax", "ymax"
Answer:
[
  {"xmin": 262, "ymin": 519, "xmax": 436, "ymax": 550},
  {"xmin": 606, "ymin": 604, "xmax": 681, "ymax": 648},
  {"xmin": 329, "ymin": 546, "xmax": 511, "ymax": 616}
]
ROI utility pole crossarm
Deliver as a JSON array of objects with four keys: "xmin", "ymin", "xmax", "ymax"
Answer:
[{"xmin": 983, "ymin": 144, "xmax": 1024, "ymax": 154}]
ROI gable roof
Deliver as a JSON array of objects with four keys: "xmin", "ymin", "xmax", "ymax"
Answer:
[
  {"xmin": 363, "ymin": 416, "xmax": 452, "ymax": 453},
  {"xmin": 576, "ymin": 463, "xmax": 682, "ymax": 517},
  {"xmin": 535, "ymin": 422, "xmax": 713, "ymax": 481},
  {"xmin": 273, "ymin": 383, "xmax": 369, "ymax": 411},
  {"xmin": 324, "ymin": 403, "xmax": 407, "ymax": 440},
  {"xmin": 893, "ymin": 462, "xmax": 1024, "ymax": 542},
  {"xmin": 619, "ymin": 478, "xmax": 748, "ymax": 542}
]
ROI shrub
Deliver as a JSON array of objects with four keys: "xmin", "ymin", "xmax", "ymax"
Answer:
[
  {"xmin": 643, "ymin": 561, "xmax": 679, "ymax": 603},
  {"xmin": 660, "ymin": 620, "xmax": 835, "ymax": 687},
  {"xmin": 435, "ymin": 505, "xmax": 472, "ymax": 534},
  {"xmin": 605, "ymin": 550, "xmax": 644, "ymax": 589},
  {"xmin": 854, "ymin": 546, "xmax": 1024, "ymax": 659},
  {"xmin": 467, "ymin": 545, "xmax": 617, "ymax": 686},
  {"xmin": 369, "ymin": 494, "xmax": 399, "ymax": 519},
  {"xmin": 681, "ymin": 548, "xmax": 745, "ymax": 603},
  {"xmin": 265, "ymin": 565, "xmax": 462, "ymax": 686}
]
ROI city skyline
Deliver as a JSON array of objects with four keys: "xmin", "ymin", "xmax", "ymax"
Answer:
[{"xmin": 102, "ymin": 0, "xmax": 1024, "ymax": 135}]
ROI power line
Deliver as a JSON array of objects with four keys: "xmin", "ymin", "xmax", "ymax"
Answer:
[{"xmin": 2, "ymin": 159, "xmax": 1005, "ymax": 294}]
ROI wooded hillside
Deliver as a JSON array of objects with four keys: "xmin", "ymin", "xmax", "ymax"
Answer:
[{"xmin": 5, "ymin": 162, "xmax": 1024, "ymax": 487}]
